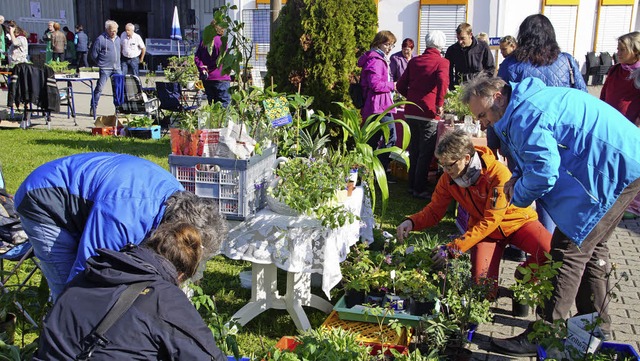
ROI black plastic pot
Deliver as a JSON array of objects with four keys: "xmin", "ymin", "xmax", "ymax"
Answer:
[
  {"xmin": 512, "ymin": 298, "xmax": 530, "ymax": 317},
  {"xmin": 409, "ymin": 298, "xmax": 436, "ymax": 316},
  {"xmin": 344, "ymin": 289, "xmax": 365, "ymax": 308}
]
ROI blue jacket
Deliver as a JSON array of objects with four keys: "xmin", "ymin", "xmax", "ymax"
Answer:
[
  {"xmin": 90, "ymin": 32, "xmax": 121, "ymax": 70},
  {"xmin": 493, "ymin": 78, "xmax": 640, "ymax": 244},
  {"xmin": 34, "ymin": 246, "xmax": 226, "ymax": 360},
  {"xmin": 498, "ymin": 52, "xmax": 586, "ymax": 91},
  {"xmin": 15, "ymin": 153, "xmax": 183, "ymax": 281}
]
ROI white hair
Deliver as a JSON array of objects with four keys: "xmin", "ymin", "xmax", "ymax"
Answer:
[
  {"xmin": 424, "ymin": 30, "xmax": 447, "ymax": 50},
  {"xmin": 105, "ymin": 20, "xmax": 118, "ymax": 30},
  {"xmin": 125, "ymin": 23, "xmax": 135, "ymax": 31}
]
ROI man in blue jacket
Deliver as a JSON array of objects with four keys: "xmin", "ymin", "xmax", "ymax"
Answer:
[
  {"xmin": 15, "ymin": 152, "xmax": 222, "ymax": 302},
  {"xmin": 461, "ymin": 76, "xmax": 640, "ymax": 356},
  {"xmin": 90, "ymin": 20, "xmax": 121, "ymax": 116}
]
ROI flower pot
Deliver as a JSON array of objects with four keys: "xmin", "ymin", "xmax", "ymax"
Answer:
[
  {"xmin": 344, "ymin": 289, "xmax": 366, "ymax": 308},
  {"xmin": 365, "ymin": 290, "xmax": 386, "ymax": 306},
  {"xmin": 409, "ymin": 298, "xmax": 435, "ymax": 316},
  {"xmin": 443, "ymin": 345, "xmax": 472, "ymax": 361},
  {"xmin": 512, "ymin": 298, "xmax": 530, "ymax": 317},
  {"xmin": 0, "ymin": 313, "xmax": 16, "ymax": 345}
]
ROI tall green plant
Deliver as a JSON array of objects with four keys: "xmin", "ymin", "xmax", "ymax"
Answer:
[
  {"xmin": 213, "ymin": 5, "xmax": 254, "ymax": 91},
  {"xmin": 266, "ymin": 0, "xmax": 377, "ymax": 114},
  {"xmin": 329, "ymin": 102, "xmax": 410, "ymax": 218}
]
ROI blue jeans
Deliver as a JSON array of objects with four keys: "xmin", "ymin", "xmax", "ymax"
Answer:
[
  {"xmin": 203, "ymin": 80, "xmax": 231, "ymax": 107},
  {"xmin": 93, "ymin": 68, "xmax": 121, "ymax": 110},
  {"xmin": 121, "ymin": 57, "xmax": 140, "ymax": 76},
  {"xmin": 19, "ymin": 216, "xmax": 79, "ymax": 302}
]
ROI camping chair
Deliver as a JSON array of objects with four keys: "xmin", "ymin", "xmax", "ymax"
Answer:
[
  {"xmin": 0, "ymin": 243, "xmax": 41, "ymax": 330},
  {"xmin": 8, "ymin": 63, "xmax": 73, "ymax": 129},
  {"xmin": 156, "ymin": 81, "xmax": 199, "ymax": 132},
  {"xmin": 111, "ymin": 74, "xmax": 160, "ymax": 120}
]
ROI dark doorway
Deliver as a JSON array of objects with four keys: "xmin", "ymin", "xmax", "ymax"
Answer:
[{"xmin": 109, "ymin": 10, "xmax": 148, "ymax": 39}]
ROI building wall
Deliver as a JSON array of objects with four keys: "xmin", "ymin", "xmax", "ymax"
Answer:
[
  {"xmin": 378, "ymin": 0, "xmax": 420, "ymax": 50},
  {"xmin": 1, "ymin": 0, "xmax": 76, "ymax": 40}
]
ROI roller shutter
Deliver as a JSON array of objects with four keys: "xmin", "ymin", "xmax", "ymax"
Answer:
[
  {"xmin": 418, "ymin": 5, "xmax": 467, "ymax": 54},
  {"xmin": 543, "ymin": 5, "xmax": 578, "ymax": 55},
  {"xmin": 595, "ymin": 5, "xmax": 633, "ymax": 54}
]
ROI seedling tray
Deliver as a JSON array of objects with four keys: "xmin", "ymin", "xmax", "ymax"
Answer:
[{"xmin": 333, "ymin": 294, "xmax": 422, "ymax": 328}]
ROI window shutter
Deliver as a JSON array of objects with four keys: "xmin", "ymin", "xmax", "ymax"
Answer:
[
  {"xmin": 543, "ymin": 5, "xmax": 578, "ymax": 55},
  {"xmin": 418, "ymin": 5, "xmax": 466, "ymax": 54},
  {"xmin": 595, "ymin": 5, "xmax": 633, "ymax": 53}
]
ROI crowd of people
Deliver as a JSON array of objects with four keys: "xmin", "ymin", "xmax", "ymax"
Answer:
[
  {"xmin": 1, "ymin": 7, "xmax": 639, "ymax": 358},
  {"xmin": 354, "ymin": 14, "xmax": 640, "ymax": 358}
]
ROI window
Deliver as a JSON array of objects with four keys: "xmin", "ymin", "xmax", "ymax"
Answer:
[
  {"xmin": 418, "ymin": 4, "xmax": 467, "ymax": 54},
  {"xmin": 595, "ymin": 2, "xmax": 634, "ymax": 53},
  {"xmin": 543, "ymin": 4, "xmax": 578, "ymax": 55}
]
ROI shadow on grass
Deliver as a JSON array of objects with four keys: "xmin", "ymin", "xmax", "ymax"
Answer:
[{"xmin": 31, "ymin": 133, "xmax": 171, "ymax": 159}]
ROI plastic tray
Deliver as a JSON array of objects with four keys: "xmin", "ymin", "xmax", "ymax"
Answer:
[
  {"xmin": 537, "ymin": 342, "xmax": 640, "ymax": 361},
  {"xmin": 333, "ymin": 294, "xmax": 423, "ymax": 328},
  {"xmin": 169, "ymin": 146, "xmax": 276, "ymax": 220},
  {"xmin": 321, "ymin": 310, "xmax": 410, "ymax": 346}
]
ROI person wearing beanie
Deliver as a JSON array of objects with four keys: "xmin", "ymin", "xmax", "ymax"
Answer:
[{"xmin": 396, "ymin": 30, "xmax": 449, "ymax": 199}]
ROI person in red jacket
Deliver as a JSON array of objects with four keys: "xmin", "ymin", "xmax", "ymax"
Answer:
[
  {"xmin": 396, "ymin": 129, "xmax": 552, "ymax": 298},
  {"xmin": 396, "ymin": 30, "xmax": 449, "ymax": 199},
  {"xmin": 600, "ymin": 31, "xmax": 640, "ymax": 125}
]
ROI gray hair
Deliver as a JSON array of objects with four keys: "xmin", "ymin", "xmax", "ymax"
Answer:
[
  {"xmin": 435, "ymin": 129, "xmax": 476, "ymax": 161},
  {"xmin": 162, "ymin": 191, "xmax": 228, "ymax": 279},
  {"xmin": 105, "ymin": 20, "xmax": 118, "ymax": 30},
  {"xmin": 424, "ymin": 30, "xmax": 447, "ymax": 50},
  {"xmin": 460, "ymin": 75, "xmax": 507, "ymax": 104},
  {"xmin": 125, "ymin": 23, "xmax": 135, "ymax": 31}
]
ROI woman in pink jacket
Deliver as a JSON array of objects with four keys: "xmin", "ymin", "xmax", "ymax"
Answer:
[{"xmin": 357, "ymin": 30, "xmax": 397, "ymax": 174}]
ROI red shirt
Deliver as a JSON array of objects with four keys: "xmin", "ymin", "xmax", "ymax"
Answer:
[{"xmin": 600, "ymin": 64, "xmax": 640, "ymax": 123}]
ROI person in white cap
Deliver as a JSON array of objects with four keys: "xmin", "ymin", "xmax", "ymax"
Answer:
[{"xmin": 396, "ymin": 30, "xmax": 449, "ymax": 199}]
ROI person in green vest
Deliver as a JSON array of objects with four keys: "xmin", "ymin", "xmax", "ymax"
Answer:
[{"xmin": 43, "ymin": 21, "xmax": 54, "ymax": 63}]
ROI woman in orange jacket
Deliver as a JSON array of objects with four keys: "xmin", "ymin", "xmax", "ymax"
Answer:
[{"xmin": 396, "ymin": 129, "xmax": 551, "ymax": 297}]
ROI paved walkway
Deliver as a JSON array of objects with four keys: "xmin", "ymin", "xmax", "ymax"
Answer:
[{"xmin": 1, "ymin": 82, "xmax": 638, "ymax": 359}]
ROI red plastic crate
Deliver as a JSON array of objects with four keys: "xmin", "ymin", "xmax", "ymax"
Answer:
[{"xmin": 91, "ymin": 126, "xmax": 122, "ymax": 136}]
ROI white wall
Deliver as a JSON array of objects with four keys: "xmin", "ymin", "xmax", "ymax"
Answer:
[{"xmin": 378, "ymin": 0, "xmax": 420, "ymax": 49}]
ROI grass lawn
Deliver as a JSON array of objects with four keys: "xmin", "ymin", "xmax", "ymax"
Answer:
[{"xmin": 0, "ymin": 128, "xmax": 458, "ymax": 357}]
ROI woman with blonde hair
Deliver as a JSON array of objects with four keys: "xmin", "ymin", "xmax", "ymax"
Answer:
[{"xmin": 600, "ymin": 31, "xmax": 640, "ymax": 125}]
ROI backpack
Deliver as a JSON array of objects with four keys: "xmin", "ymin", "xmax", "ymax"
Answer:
[{"xmin": 349, "ymin": 77, "xmax": 365, "ymax": 109}]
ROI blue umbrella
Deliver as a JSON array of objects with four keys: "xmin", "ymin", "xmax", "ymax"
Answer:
[{"xmin": 170, "ymin": 6, "xmax": 182, "ymax": 57}]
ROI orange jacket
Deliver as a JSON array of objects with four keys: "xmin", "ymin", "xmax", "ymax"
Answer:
[{"xmin": 408, "ymin": 146, "xmax": 538, "ymax": 253}]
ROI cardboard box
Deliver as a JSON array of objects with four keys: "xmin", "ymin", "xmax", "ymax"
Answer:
[
  {"xmin": 91, "ymin": 126, "xmax": 123, "ymax": 136},
  {"xmin": 94, "ymin": 115, "xmax": 123, "ymax": 128}
]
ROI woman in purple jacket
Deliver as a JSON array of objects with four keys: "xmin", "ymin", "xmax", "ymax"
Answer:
[
  {"xmin": 357, "ymin": 30, "xmax": 397, "ymax": 173},
  {"xmin": 194, "ymin": 20, "xmax": 231, "ymax": 107}
]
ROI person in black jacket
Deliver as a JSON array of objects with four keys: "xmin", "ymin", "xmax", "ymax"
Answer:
[
  {"xmin": 445, "ymin": 22, "xmax": 495, "ymax": 90},
  {"xmin": 34, "ymin": 220, "xmax": 228, "ymax": 360}
]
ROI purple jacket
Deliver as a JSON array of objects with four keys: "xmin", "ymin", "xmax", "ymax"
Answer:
[
  {"xmin": 389, "ymin": 51, "xmax": 411, "ymax": 82},
  {"xmin": 194, "ymin": 35, "xmax": 231, "ymax": 82},
  {"xmin": 357, "ymin": 49, "xmax": 396, "ymax": 121}
]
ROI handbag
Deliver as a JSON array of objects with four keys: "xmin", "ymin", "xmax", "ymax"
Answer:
[{"xmin": 567, "ymin": 54, "xmax": 576, "ymax": 88}]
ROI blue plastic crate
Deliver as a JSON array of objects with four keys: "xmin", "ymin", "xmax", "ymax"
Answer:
[
  {"xmin": 538, "ymin": 342, "xmax": 640, "ymax": 361},
  {"xmin": 126, "ymin": 125, "xmax": 161, "ymax": 140}
]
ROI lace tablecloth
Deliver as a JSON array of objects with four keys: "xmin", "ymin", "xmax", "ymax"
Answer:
[{"xmin": 222, "ymin": 187, "xmax": 374, "ymax": 298}]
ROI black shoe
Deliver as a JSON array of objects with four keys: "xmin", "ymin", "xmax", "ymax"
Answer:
[
  {"xmin": 504, "ymin": 246, "xmax": 527, "ymax": 262},
  {"xmin": 490, "ymin": 327, "xmax": 538, "ymax": 357},
  {"xmin": 89, "ymin": 107, "xmax": 94, "ymax": 117}
]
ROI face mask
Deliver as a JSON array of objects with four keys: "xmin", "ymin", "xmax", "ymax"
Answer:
[{"xmin": 453, "ymin": 152, "xmax": 482, "ymax": 188}]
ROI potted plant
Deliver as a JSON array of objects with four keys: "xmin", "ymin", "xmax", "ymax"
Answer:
[
  {"xmin": 396, "ymin": 269, "xmax": 439, "ymax": 316},
  {"xmin": 124, "ymin": 115, "xmax": 160, "ymax": 139},
  {"xmin": 329, "ymin": 101, "xmax": 411, "ymax": 218},
  {"xmin": 47, "ymin": 60, "xmax": 74, "ymax": 75},
  {"xmin": 165, "ymin": 55, "xmax": 199, "ymax": 89},
  {"xmin": 267, "ymin": 154, "xmax": 357, "ymax": 229}
]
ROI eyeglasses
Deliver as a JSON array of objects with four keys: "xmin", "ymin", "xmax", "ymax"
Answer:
[
  {"xmin": 437, "ymin": 159, "xmax": 460, "ymax": 170},
  {"xmin": 383, "ymin": 43, "xmax": 396, "ymax": 49}
]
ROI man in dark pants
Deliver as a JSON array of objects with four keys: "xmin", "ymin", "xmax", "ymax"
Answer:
[
  {"xmin": 462, "ymin": 75, "xmax": 640, "ymax": 356},
  {"xmin": 445, "ymin": 22, "xmax": 495, "ymax": 90}
]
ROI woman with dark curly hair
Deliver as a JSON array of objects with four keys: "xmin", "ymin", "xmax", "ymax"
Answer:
[{"xmin": 496, "ymin": 14, "xmax": 586, "ymax": 234}]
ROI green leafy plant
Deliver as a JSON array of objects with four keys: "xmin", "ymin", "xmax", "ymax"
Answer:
[
  {"xmin": 261, "ymin": 327, "xmax": 371, "ymax": 361},
  {"xmin": 443, "ymin": 84, "xmax": 473, "ymax": 121},
  {"xmin": 165, "ymin": 55, "xmax": 199, "ymax": 87},
  {"xmin": 269, "ymin": 156, "xmax": 356, "ymax": 229},
  {"xmin": 395, "ymin": 269, "xmax": 439, "ymax": 303},
  {"xmin": 329, "ymin": 102, "xmax": 411, "ymax": 218},
  {"xmin": 213, "ymin": 5, "xmax": 254, "ymax": 90},
  {"xmin": 341, "ymin": 242, "xmax": 376, "ymax": 293},
  {"xmin": 46, "ymin": 60, "xmax": 72, "ymax": 74},
  {"xmin": 190, "ymin": 283, "xmax": 242, "ymax": 359},
  {"xmin": 124, "ymin": 115, "xmax": 154, "ymax": 128}
]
